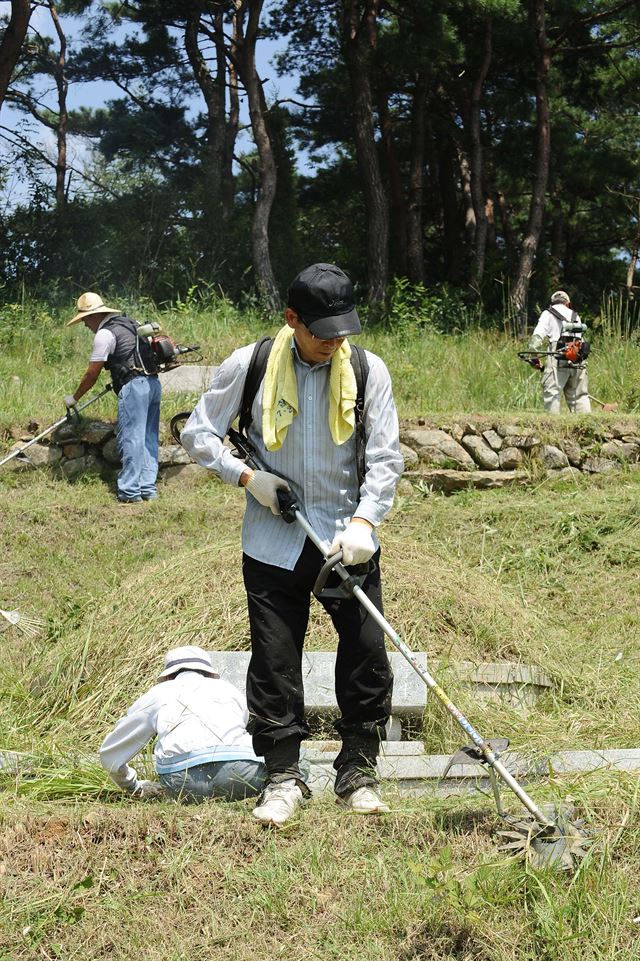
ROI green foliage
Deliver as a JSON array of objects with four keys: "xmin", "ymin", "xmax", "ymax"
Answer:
[
  {"xmin": 379, "ymin": 278, "xmax": 488, "ymax": 334},
  {"xmin": 2, "ymin": 0, "xmax": 639, "ymax": 314}
]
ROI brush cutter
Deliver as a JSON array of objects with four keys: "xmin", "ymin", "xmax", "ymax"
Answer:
[
  {"xmin": 170, "ymin": 412, "xmax": 589, "ymax": 870},
  {"xmin": 518, "ymin": 343, "xmax": 589, "ymax": 369},
  {"xmin": 0, "ymin": 384, "xmax": 113, "ymax": 469}
]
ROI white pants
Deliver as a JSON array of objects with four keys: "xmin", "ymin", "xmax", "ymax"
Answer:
[{"xmin": 542, "ymin": 363, "xmax": 591, "ymax": 413}]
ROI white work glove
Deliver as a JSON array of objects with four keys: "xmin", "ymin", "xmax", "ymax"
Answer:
[
  {"xmin": 245, "ymin": 469, "xmax": 290, "ymax": 516},
  {"xmin": 132, "ymin": 779, "xmax": 165, "ymax": 800},
  {"xmin": 329, "ymin": 520, "xmax": 376, "ymax": 566},
  {"xmin": 64, "ymin": 394, "xmax": 77, "ymax": 409}
]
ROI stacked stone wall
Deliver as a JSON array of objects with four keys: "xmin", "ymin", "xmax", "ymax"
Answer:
[
  {"xmin": 399, "ymin": 416, "xmax": 640, "ymax": 491},
  {"xmin": 5, "ymin": 414, "xmax": 640, "ymax": 492}
]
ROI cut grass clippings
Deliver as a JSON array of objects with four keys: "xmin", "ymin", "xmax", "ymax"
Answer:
[{"xmin": 1, "ymin": 770, "xmax": 640, "ymax": 960}]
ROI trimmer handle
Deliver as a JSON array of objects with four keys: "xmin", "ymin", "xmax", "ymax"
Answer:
[
  {"xmin": 313, "ymin": 551, "xmax": 375, "ymax": 600},
  {"xmin": 313, "ymin": 551, "xmax": 345, "ymax": 595},
  {"xmin": 276, "ymin": 487, "xmax": 299, "ymax": 524}
]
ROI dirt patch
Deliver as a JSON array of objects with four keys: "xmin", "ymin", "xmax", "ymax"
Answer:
[{"xmin": 399, "ymin": 921, "xmax": 491, "ymax": 960}]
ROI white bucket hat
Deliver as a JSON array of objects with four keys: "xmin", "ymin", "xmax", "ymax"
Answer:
[
  {"xmin": 551, "ymin": 290, "xmax": 570, "ymax": 305},
  {"xmin": 159, "ymin": 645, "xmax": 219, "ymax": 679},
  {"xmin": 67, "ymin": 291, "xmax": 120, "ymax": 327}
]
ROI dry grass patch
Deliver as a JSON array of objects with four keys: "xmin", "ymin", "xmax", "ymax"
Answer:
[{"xmin": 2, "ymin": 772, "xmax": 640, "ymax": 961}]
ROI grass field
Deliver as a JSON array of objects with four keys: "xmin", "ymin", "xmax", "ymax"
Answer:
[
  {"xmin": 1, "ymin": 301, "xmax": 640, "ymax": 960},
  {"xmin": 2, "ymin": 465, "xmax": 640, "ymax": 959},
  {"xmin": 1, "ymin": 293, "xmax": 640, "ymax": 439}
]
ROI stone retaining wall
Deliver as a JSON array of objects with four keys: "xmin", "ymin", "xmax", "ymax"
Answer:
[
  {"xmin": 5, "ymin": 413, "xmax": 640, "ymax": 492},
  {"xmin": 3, "ymin": 418, "xmax": 196, "ymax": 484},
  {"xmin": 400, "ymin": 415, "xmax": 640, "ymax": 492}
]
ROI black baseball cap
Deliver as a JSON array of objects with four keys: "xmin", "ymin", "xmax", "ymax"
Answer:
[{"xmin": 287, "ymin": 263, "xmax": 362, "ymax": 340}]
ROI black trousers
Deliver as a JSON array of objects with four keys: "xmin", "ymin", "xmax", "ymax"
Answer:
[{"xmin": 242, "ymin": 538, "xmax": 393, "ymax": 788}]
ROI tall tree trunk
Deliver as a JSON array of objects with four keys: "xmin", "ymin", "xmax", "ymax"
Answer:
[
  {"xmin": 223, "ymin": 8, "xmax": 241, "ymax": 225},
  {"xmin": 626, "ymin": 199, "xmax": 640, "ymax": 297},
  {"xmin": 185, "ymin": 7, "xmax": 234, "ymax": 254},
  {"xmin": 49, "ymin": 1, "xmax": 67, "ymax": 213},
  {"xmin": 459, "ymin": 151, "xmax": 476, "ymax": 247},
  {"xmin": 0, "ymin": 0, "xmax": 31, "ymax": 112},
  {"xmin": 234, "ymin": 0, "xmax": 280, "ymax": 311},
  {"xmin": 407, "ymin": 71, "xmax": 427, "ymax": 284},
  {"xmin": 626, "ymin": 247, "xmax": 638, "ymax": 296},
  {"xmin": 378, "ymin": 84, "xmax": 407, "ymax": 276},
  {"xmin": 511, "ymin": 0, "xmax": 551, "ymax": 334},
  {"xmin": 468, "ymin": 15, "xmax": 492, "ymax": 290},
  {"xmin": 341, "ymin": 0, "xmax": 389, "ymax": 302},
  {"xmin": 549, "ymin": 193, "xmax": 564, "ymax": 290}
]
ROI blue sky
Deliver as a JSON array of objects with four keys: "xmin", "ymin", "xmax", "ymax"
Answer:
[{"xmin": 0, "ymin": 1, "xmax": 306, "ymax": 207}]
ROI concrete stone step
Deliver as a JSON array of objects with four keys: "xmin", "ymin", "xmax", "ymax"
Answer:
[
  {"xmin": 160, "ymin": 365, "xmax": 217, "ymax": 394},
  {"xmin": 306, "ymin": 748, "xmax": 640, "ymax": 796},
  {"xmin": 4, "ymin": 747, "xmax": 639, "ymax": 798},
  {"xmin": 303, "ymin": 740, "xmax": 426, "ymax": 758}
]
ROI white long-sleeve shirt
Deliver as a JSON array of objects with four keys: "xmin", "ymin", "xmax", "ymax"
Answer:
[
  {"xmin": 180, "ymin": 338, "xmax": 404, "ymax": 570},
  {"xmin": 530, "ymin": 303, "xmax": 582, "ymax": 350},
  {"xmin": 99, "ymin": 671, "xmax": 260, "ymax": 792}
]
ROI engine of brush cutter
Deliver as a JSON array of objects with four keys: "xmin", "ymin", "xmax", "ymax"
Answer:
[
  {"xmin": 150, "ymin": 334, "xmax": 181, "ymax": 371},
  {"xmin": 556, "ymin": 338, "xmax": 590, "ymax": 366},
  {"xmin": 555, "ymin": 319, "xmax": 590, "ymax": 367},
  {"xmin": 137, "ymin": 323, "xmax": 200, "ymax": 372}
]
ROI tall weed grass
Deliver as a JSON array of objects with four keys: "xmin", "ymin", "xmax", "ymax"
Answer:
[{"xmin": 2, "ymin": 292, "xmax": 640, "ymax": 441}]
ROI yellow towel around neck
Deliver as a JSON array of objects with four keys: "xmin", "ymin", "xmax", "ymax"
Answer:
[{"xmin": 262, "ymin": 324, "xmax": 358, "ymax": 451}]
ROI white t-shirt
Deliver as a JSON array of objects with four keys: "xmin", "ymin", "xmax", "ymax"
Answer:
[{"xmin": 89, "ymin": 318, "xmax": 117, "ymax": 363}]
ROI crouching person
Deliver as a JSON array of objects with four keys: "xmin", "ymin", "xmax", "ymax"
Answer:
[{"xmin": 99, "ymin": 645, "xmax": 267, "ymax": 802}]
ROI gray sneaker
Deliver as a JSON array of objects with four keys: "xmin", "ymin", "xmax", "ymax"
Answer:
[{"xmin": 252, "ymin": 779, "xmax": 304, "ymax": 826}]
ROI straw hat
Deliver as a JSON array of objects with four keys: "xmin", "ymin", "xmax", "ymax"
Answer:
[
  {"xmin": 67, "ymin": 292, "xmax": 120, "ymax": 327},
  {"xmin": 159, "ymin": 645, "xmax": 220, "ymax": 680}
]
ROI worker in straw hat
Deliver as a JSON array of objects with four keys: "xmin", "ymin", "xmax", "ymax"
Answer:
[
  {"xmin": 528, "ymin": 290, "xmax": 591, "ymax": 413},
  {"xmin": 65, "ymin": 292, "xmax": 162, "ymax": 502},
  {"xmin": 99, "ymin": 645, "xmax": 267, "ymax": 801}
]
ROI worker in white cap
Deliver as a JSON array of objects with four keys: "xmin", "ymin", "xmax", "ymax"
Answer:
[
  {"xmin": 99, "ymin": 646, "xmax": 267, "ymax": 802},
  {"xmin": 65, "ymin": 292, "xmax": 162, "ymax": 502},
  {"xmin": 528, "ymin": 290, "xmax": 591, "ymax": 413}
]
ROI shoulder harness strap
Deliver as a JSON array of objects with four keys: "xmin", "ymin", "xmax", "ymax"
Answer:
[
  {"xmin": 239, "ymin": 335, "xmax": 274, "ymax": 437},
  {"xmin": 546, "ymin": 305, "xmax": 566, "ymax": 325},
  {"xmin": 349, "ymin": 344, "xmax": 370, "ymax": 488},
  {"xmin": 239, "ymin": 336, "xmax": 370, "ymax": 486}
]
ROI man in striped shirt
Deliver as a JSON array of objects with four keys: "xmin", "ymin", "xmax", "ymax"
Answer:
[{"xmin": 182, "ymin": 264, "xmax": 403, "ymax": 826}]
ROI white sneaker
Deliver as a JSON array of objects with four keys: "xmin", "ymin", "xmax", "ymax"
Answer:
[
  {"xmin": 252, "ymin": 779, "xmax": 303, "ymax": 827},
  {"xmin": 341, "ymin": 786, "xmax": 390, "ymax": 814}
]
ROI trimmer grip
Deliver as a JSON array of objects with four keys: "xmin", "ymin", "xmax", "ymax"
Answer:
[{"xmin": 277, "ymin": 487, "xmax": 299, "ymax": 523}]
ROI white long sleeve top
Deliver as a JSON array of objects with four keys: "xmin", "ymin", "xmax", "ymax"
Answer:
[
  {"xmin": 99, "ymin": 671, "xmax": 260, "ymax": 792},
  {"xmin": 180, "ymin": 338, "xmax": 404, "ymax": 571},
  {"xmin": 530, "ymin": 303, "xmax": 582, "ymax": 349}
]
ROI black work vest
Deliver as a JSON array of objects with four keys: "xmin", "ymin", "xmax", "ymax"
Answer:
[{"xmin": 102, "ymin": 315, "xmax": 158, "ymax": 393}]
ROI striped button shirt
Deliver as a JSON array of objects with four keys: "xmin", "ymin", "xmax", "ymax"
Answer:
[{"xmin": 181, "ymin": 336, "xmax": 403, "ymax": 571}]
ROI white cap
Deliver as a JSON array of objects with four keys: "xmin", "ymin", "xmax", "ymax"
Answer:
[{"xmin": 159, "ymin": 646, "xmax": 219, "ymax": 679}]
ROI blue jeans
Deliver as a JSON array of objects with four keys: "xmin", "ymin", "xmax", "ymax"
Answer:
[
  {"xmin": 159, "ymin": 760, "xmax": 268, "ymax": 803},
  {"xmin": 116, "ymin": 376, "xmax": 161, "ymax": 500}
]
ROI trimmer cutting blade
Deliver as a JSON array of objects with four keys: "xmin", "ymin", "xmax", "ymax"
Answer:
[
  {"xmin": 445, "ymin": 744, "xmax": 590, "ymax": 870},
  {"xmin": 497, "ymin": 803, "xmax": 590, "ymax": 870}
]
